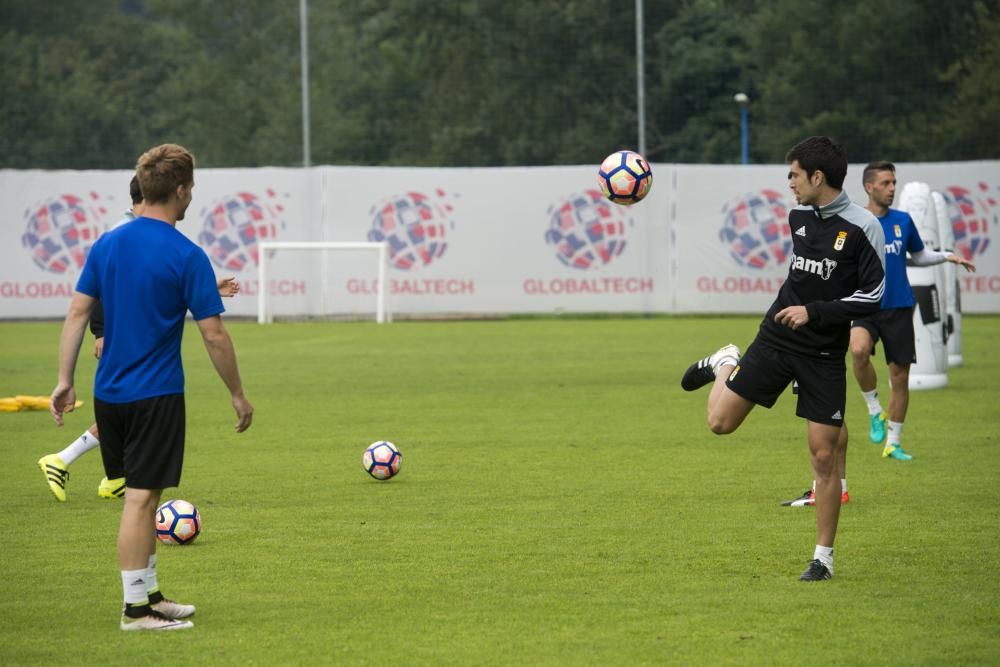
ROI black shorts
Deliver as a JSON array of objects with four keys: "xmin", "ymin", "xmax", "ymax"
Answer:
[
  {"xmin": 725, "ymin": 339, "xmax": 846, "ymax": 426},
  {"xmin": 852, "ymin": 307, "xmax": 916, "ymax": 365},
  {"xmin": 94, "ymin": 393, "xmax": 186, "ymax": 490}
]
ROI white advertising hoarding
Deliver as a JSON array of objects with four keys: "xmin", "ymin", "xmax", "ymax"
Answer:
[{"xmin": 2, "ymin": 160, "xmax": 997, "ymax": 319}]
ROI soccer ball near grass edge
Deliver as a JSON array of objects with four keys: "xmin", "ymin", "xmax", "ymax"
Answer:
[
  {"xmin": 155, "ymin": 499, "xmax": 202, "ymax": 545},
  {"xmin": 363, "ymin": 441, "xmax": 402, "ymax": 480},
  {"xmin": 598, "ymin": 150, "xmax": 653, "ymax": 205}
]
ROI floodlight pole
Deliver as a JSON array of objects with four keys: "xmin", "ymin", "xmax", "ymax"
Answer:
[
  {"xmin": 735, "ymin": 92, "xmax": 750, "ymax": 165},
  {"xmin": 635, "ymin": 0, "xmax": 647, "ymax": 157},
  {"xmin": 300, "ymin": 0, "xmax": 311, "ymax": 167}
]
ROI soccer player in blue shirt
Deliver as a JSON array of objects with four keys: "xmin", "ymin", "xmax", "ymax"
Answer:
[
  {"xmin": 50, "ymin": 144, "xmax": 254, "ymax": 631},
  {"xmin": 850, "ymin": 161, "xmax": 975, "ymax": 460},
  {"xmin": 38, "ymin": 176, "xmax": 239, "ymax": 502}
]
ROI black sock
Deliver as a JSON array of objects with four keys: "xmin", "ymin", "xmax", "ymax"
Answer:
[
  {"xmin": 147, "ymin": 590, "xmax": 165, "ymax": 605},
  {"xmin": 124, "ymin": 602, "xmax": 152, "ymax": 618}
]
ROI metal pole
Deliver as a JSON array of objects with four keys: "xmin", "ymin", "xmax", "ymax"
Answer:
[
  {"xmin": 734, "ymin": 93, "xmax": 749, "ymax": 164},
  {"xmin": 258, "ymin": 245, "xmax": 269, "ymax": 324},
  {"xmin": 376, "ymin": 242, "xmax": 386, "ymax": 324},
  {"xmin": 740, "ymin": 106, "xmax": 749, "ymax": 165},
  {"xmin": 300, "ymin": 0, "xmax": 311, "ymax": 167},
  {"xmin": 635, "ymin": 0, "xmax": 646, "ymax": 157}
]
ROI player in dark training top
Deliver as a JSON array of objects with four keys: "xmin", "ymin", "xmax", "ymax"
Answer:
[{"xmin": 680, "ymin": 136, "xmax": 885, "ymax": 581}]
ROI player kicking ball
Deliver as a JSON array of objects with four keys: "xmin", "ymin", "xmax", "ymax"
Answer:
[{"xmin": 681, "ymin": 136, "xmax": 885, "ymax": 581}]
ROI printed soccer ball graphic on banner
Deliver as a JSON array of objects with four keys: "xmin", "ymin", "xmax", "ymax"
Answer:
[
  {"xmin": 544, "ymin": 190, "xmax": 631, "ymax": 270},
  {"xmin": 363, "ymin": 441, "xmax": 402, "ymax": 481},
  {"xmin": 155, "ymin": 499, "xmax": 202, "ymax": 545},
  {"xmin": 198, "ymin": 190, "xmax": 288, "ymax": 272},
  {"xmin": 943, "ymin": 184, "xmax": 994, "ymax": 259},
  {"xmin": 21, "ymin": 193, "xmax": 109, "ymax": 274},
  {"xmin": 367, "ymin": 190, "xmax": 455, "ymax": 271},
  {"xmin": 597, "ymin": 150, "xmax": 653, "ymax": 205},
  {"xmin": 719, "ymin": 189, "xmax": 792, "ymax": 270}
]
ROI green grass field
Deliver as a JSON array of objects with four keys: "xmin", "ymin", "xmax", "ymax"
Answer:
[{"xmin": 2, "ymin": 316, "xmax": 999, "ymax": 666}]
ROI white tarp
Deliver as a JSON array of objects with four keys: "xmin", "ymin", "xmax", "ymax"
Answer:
[{"xmin": 2, "ymin": 161, "xmax": 998, "ymax": 319}]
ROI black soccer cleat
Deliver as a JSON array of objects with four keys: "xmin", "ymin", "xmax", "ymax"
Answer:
[
  {"xmin": 780, "ymin": 489, "xmax": 815, "ymax": 507},
  {"xmin": 799, "ymin": 559, "xmax": 833, "ymax": 581},
  {"xmin": 680, "ymin": 343, "xmax": 740, "ymax": 392},
  {"xmin": 680, "ymin": 356, "xmax": 716, "ymax": 391}
]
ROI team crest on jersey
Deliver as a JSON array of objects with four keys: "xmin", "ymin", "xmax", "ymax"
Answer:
[
  {"xmin": 834, "ymin": 231, "xmax": 847, "ymax": 251},
  {"xmin": 893, "ymin": 224, "xmax": 901, "ymax": 238}
]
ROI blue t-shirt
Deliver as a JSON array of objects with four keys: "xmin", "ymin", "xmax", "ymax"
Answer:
[
  {"xmin": 878, "ymin": 208, "xmax": 925, "ymax": 309},
  {"xmin": 76, "ymin": 217, "xmax": 224, "ymax": 403}
]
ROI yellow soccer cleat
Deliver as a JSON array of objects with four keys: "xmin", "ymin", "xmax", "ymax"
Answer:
[
  {"xmin": 37, "ymin": 454, "xmax": 69, "ymax": 502},
  {"xmin": 98, "ymin": 477, "xmax": 126, "ymax": 499}
]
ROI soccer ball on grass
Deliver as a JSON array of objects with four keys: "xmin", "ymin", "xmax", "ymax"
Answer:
[
  {"xmin": 155, "ymin": 499, "xmax": 202, "ymax": 545},
  {"xmin": 597, "ymin": 150, "xmax": 653, "ymax": 205},
  {"xmin": 363, "ymin": 441, "xmax": 402, "ymax": 480}
]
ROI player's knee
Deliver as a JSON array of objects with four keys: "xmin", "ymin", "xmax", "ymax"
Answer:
[
  {"xmin": 849, "ymin": 343, "xmax": 869, "ymax": 367},
  {"xmin": 810, "ymin": 448, "xmax": 836, "ymax": 474},
  {"xmin": 707, "ymin": 411, "xmax": 736, "ymax": 435}
]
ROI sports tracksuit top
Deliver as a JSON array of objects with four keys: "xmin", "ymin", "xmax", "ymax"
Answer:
[{"xmin": 756, "ymin": 190, "xmax": 886, "ymax": 359}]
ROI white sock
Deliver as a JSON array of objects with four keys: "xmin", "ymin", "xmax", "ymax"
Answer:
[
  {"xmin": 711, "ymin": 350, "xmax": 739, "ymax": 373},
  {"xmin": 812, "ymin": 479, "xmax": 846, "ymax": 493},
  {"xmin": 122, "ymin": 568, "xmax": 150, "ymax": 606},
  {"xmin": 146, "ymin": 554, "xmax": 159, "ymax": 596},
  {"xmin": 888, "ymin": 420, "xmax": 904, "ymax": 447},
  {"xmin": 813, "ymin": 545, "xmax": 834, "ymax": 572},
  {"xmin": 861, "ymin": 389, "xmax": 882, "ymax": 416},
  {"xmin": 57, "ymin": 430, "xmax": 100, "ymax": 466}
]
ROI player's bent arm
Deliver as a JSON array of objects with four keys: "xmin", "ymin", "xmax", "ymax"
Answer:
[
  {"xmin": 196, "ymin": 315, "xmax": 254, "ymax": 432},
  {"xmin": 51, "ymin": 292, "xmax": 96, "ymax": 425},
  {"xmin": 909, "ymin": 248, "xmax": 977, "ymax": 272},
  {"xmin": 805, "ymin": 280, "xmax": 884, "ymax": 326},
  {"xmin": 217, "ymin": 277, "xmax": 240, "ymax": 297},
  {"xmin": 805, "ymin": 234, "xmax": 886, "ymax": 326}
]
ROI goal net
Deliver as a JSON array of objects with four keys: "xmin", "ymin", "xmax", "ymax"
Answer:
[{"xmin": 257, "ymin": 241, "xmax": 389, "ymax": 323}]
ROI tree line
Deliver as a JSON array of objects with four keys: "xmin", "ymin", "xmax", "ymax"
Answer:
[{"xmin": 2, "ymin": 0, "xmax": 998, "ymax": 169}]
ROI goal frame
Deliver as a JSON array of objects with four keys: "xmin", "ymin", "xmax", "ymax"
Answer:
[{"xmin": 257, "ymin": 241, "xmax": 389, "ymax": 324}]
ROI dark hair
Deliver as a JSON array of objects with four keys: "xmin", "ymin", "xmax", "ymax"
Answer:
[
  {"xmin": 129, "ymin": 174, "xmax": 143, "ymax": 205},
  {"xmin": 136, "ymin": 143, "xmax": 195, "ymax": 204},
  {"xmin": 785, "ymin": 136, "xmax": 848, "ymax": 190},
  {"xmin": 862, "ymin": 160, "xmax": 895, "ymax": 185}
]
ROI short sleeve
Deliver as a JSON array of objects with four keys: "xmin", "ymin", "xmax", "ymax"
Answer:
[
  {"xmin": 906, "ymin": 214, "xmax": 926, "ymax": 254},
  {"xmin": 76, "ymin": 238, "xmax": 103, "ymax": 298},
  {"xmin": 183, "ymin": 248, "xmax": 225, "ymax": 321}
]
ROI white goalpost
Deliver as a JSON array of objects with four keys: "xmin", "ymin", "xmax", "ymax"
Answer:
[{"xmin": 257, "ymin": 241, "xmax": 389, "ymax": 324}]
